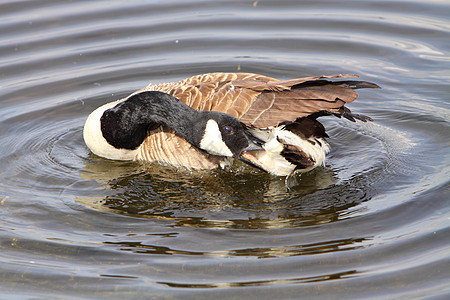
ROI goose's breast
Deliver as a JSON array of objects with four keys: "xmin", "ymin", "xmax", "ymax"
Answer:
[{"xmin": 136, "ymin": 127, "xmax": 229, "ymax": 169}]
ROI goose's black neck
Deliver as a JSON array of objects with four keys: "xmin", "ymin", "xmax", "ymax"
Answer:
[{"xmin": 100, "ymin": 91, "xmax": 200, "ymax": 150}]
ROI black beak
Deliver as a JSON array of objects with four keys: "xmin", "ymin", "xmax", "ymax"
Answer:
[
  {"xmin": 236, "ymin": 133, "xmax": 267, "ymax": 172},
  {"xmin": 243, "ymin": 135, "xmax": 264, "ymax": 151}
]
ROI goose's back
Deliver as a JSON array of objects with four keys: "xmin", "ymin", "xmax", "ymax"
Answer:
[{"xmin": 141, "ymin": 72, "xmax": 272, "ymax": 116}]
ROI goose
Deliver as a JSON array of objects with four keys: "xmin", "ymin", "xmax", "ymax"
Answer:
[{"xmin": 83, "ymin": 73, "xmax": 379, "ymax": 176}]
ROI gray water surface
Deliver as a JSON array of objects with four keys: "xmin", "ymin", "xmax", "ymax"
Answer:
[{"xmin": 0, "ymin": 0, "xmax": 449, "ymax": 299}]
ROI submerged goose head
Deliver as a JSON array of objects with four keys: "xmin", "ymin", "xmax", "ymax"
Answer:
[{"xmin": 84, "ymin": 91, "xmax": 264, "ymax": 166}]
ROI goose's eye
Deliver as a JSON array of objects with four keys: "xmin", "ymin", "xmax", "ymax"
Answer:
[{"xmin": 223, "ymin": 126, "xmax": 234, "ymax": 134}]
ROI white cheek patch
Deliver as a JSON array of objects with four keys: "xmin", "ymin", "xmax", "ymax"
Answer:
[{"xmin": 199, "ymin": 120, "xmax": 233, "ymax": 157}]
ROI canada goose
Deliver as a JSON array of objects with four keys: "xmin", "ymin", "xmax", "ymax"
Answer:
[{"xmin": 84, "ymin": 73, "xmax": 379, "ymax": 176}]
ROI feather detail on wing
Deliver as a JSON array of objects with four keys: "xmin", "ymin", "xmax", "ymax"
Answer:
[{"xmin": 141, "ymin": 73, "xmax": 379, "ymax": 128}]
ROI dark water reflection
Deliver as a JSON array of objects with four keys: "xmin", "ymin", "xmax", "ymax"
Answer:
[
  {"xmin": 79, "ymin": 155, "xmax": 374, "ymax": 228},
  {"xmin": 1, "ymin": 0, "xmax": 449, "ymax": 298}
]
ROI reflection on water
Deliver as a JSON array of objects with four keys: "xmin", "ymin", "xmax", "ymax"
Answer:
[
  {"xmin": 79, "ymin": 155, "xmax": 373, "ymax": 229},
  {"xmin": 104, "ymin": 237, "xmax": 369, "ymax": 258},
  {"xmin": 157, "ymin": 269, "xmax": 359, "ymax": 288},
  {"xmin": 0, "ymin": 0, "xmax": 449, "ymax": 298}
]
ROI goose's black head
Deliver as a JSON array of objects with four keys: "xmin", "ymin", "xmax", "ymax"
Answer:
[{"xmin": 195, "ymin": 111, "xmax": 264, "ymax": 160}]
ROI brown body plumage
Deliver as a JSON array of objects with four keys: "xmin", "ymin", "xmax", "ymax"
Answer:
[
  {"xmin": 84, "ymin": 72, "xmax": 379, "ymax": 175},
  {"xmin": 132, "ymin": 73, "xmax": 377, "ymax": 171}
]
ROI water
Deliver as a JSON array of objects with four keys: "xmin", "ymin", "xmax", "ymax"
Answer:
[{"xmin": 1, "ymin": 0, "xmax": 449, "ymax": 298}]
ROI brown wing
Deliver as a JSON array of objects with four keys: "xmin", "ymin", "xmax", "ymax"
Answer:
[
  {"xmin": 240, "ymin": 76, "xmax": 379, "ymax": 127},
  {"xmin": 142, "ymin": 73, "xmax": 379, "ymax": 127},
  {"xmin": 140, "ymin": 72, "xmax": 274, "ymax": 113}
]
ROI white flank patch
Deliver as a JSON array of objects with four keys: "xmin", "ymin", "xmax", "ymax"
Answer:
[
  {"xmin": 83, "ymin": 99, "xmax": 139, "ymax": 161},
  {"xmin": 199, "ymin": 120, "xmax": 233, "ymax": 157},
  {"xmin": 256, "ymin": 136, "xmax": 295, "ymax": 176},
  {"xmin": 249, "ymin": 127, "xmax": 329, "ymax": 176},
  {"xmin": 274, "ymin": 127, "xmax": 330, "ymax": 167}
]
